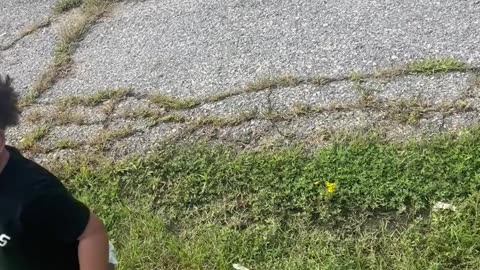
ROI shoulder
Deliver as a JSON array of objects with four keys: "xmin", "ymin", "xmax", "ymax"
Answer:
[{"xmin": 6, "ymin": 145, "xmax": 67, "ymax": 195}]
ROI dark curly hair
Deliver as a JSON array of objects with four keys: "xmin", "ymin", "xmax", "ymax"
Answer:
[{"xmin": 0, "ymin": 75, "xmax": 20, "ymax": 130}]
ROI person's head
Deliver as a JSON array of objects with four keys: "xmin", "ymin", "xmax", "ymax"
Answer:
[{"xmin": 0, "ymin": 75, "xmax": 20, "ymax": 152}]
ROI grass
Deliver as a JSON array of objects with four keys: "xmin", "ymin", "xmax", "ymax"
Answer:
[
  {"xmin": 90, "ymin": 126, "xmax": 136, "ymax": 151},
  {"xmin": 58, "ymin": 88, "xmax": 131, "ymax": 107},
  {"xmin": 54, "ymin": 0, "xmax": 83, "ymax": 14},
  {"xmin": 406, "ymin": 57, "xmax": 470, "ymax": 75},
  {"xmin": 309, "ymin": 75, "xmax": 331, "ymax": 86},
  {"xmin": 54, "ymin": 138, "xmax": 80, "ymax": 150},
  {"xmin": 245, "ymin": 75, "xmax": 302, "ymax": 92},
  {"xmin": 55, "ymin": 108, "xmax": 87, "ymax": 125},
  {"xmin": 149, "ymin": 95, "xmax": 200, "ymax": 110},
  {"xmin": 191, "ymin": 112, "xmax": 257, "ymax": 128},
  {"xmin": 18, "ymin": 125, "xmax": 51, "ymax": 151},
  {"xmin": 29, "ymin": 56, "xmax": 474, "ymax": 110},
  {"xmin": 47, "ymin": 127, "xmax": 480, "ymax": 269},
  {"xmin": 350, "ymin": 71, "xmax": 365, "ymax": 82},
  {"xmin": 24, "ymin": 107, "xmax": 87, "ymax": 125},
  {"xmin": 386, "ymin": 99, "xmax": 427, "ymax": 125},
  {"xmin": 117, "ymin": 96, "xmax": 476, "ymax": 130},
  {"xmin": 23, "ymin": 110, "xmax": 45, "ymax": 124}
]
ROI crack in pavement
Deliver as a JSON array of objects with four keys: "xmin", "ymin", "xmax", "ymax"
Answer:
[{"xmin": 0, "ymin": 18, "xmax": 52, "ymax": 51}]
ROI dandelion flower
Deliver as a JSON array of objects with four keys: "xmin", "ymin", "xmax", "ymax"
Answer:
[{"xmin": 325, "ymin": 181, "xmax": 336, "ymax": 193}]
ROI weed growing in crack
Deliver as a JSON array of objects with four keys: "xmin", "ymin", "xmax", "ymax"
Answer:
[
  {"xmin": 406, "ymin": 57, "xmax": 469, "ymax": 75},
  {"xmin": 54, "ymin": 138, "xmax": 80, "ymax": 150},
  {"xmin": 309, "ymin": 76, "xmax": 331, "ymax": 86},
  {"xmin": 372, "ymin": 68, "xmax": 403, "ymax": 79},
  {"xmin": 206, "ymin": 92, "xmax": 239, "ymax": 103},
  {"xmin": 386, "ymin": 99, "xmax": 427, "ymax": 125},
  {"xmin": 90, "ymin": 126, "xmax": 136, "ymax": 151},
  {"xmin": 350, "ymin": 72, "xmax": 365, "ymax": 82},
  {"xmin": 23, "ymin": 110, "xmax": 45, "ymax": 124},
  {"xmin": 18, "ymin": 125, "xmax": 51, "ymax": 151},
  {"xmin": 245, "ymin": 75, "xmax": 301, "ymax": 92},
  {"xmin": 437, "ymin": 100, "xmax": 473, "ymax": 116},
  {"xmin": 54, "ymin": 109, "xmax": 87, "ymax": 125},
  {"xmin": 160, "ymin": 113, "xmax": 187, "ymax": 123},
  {"xmin": 149, "ymin": 95, "xmax": 200, "ymax": 110},
  {"xmin": 291, "ymin": 102, "xmax": 311, "ymax": 116},
  {"xmin": 191, "ymin": 112, "xmax": 256, "ymax": 128},
  {"xmin": 353, "ymin": 83, "xmax": 379, "ymax": 108},
  {"xmin": 58, "ymin": 88, "xmax": 131, "ymax": 108}
]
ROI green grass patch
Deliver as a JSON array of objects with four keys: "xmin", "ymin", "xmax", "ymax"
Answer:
[
  {"xmin": 18, "ymin": 125, "xmax": 51, "ymax": 151},
  {"xmin": 406, "ymin": 57, "xmax": 469, "ymax": 74},
  {"xmin": 48, "ymin": 127, "xmax": 480, "ymax": 269}
]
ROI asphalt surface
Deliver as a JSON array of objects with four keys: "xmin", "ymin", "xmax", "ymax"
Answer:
[
  {"xmin": 0, "ymin": 0, "xmax": 55, "ymax": 46},
  {"xmin": 1, "ymin": 0, "xmax": 479, "ymax": 161},
  {"xmin": 42, "ymin": 0, "xmax": 480, "ymax": 100}
]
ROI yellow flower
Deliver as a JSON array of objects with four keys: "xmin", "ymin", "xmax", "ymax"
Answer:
[{"xmin": 325, "ymin": 181, "xmax": 336, "ymax": 193}]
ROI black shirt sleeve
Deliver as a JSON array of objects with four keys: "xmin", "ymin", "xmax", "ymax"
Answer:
[{"xmin": 20, "ymin": 190, "xmax": 90, "ymax": 242}]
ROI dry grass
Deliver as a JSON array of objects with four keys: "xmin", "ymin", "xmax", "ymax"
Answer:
[
  {"xmin": 58, "ymin": 88, "xmax": 131, "ymax": 108},
  {"xmin": 23, "ymin": 110, "xmax": 45, "ymax": 124},
  {"xmin": 54, "ymin": 109, "xmax": 87, "ymax": 125},
  {"xmin": 191, "ymin": 112, "xmax": 257, "ymax": 128}
]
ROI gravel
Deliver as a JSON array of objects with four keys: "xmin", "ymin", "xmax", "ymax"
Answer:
[
  {"xmin": 3, "ymin": 0, "xmax": 480, "ymax": 161},
  {"xmin": 373, "ymin": 72, "xmax": 476, "ymax": 104},
  {"xmin": 0, "ymin": 0, "xmax": 55, "ymax": 46},
  {"xmin": 270, "ymin": 82, "xmax": 360, "ymax": 112},
  {"xmin": 275, "ymin": 110, "xmax": 376, "ymax": 140},
  {"xmin": 44, "ymin": 0, "xmax": 480, "ymax": 101},
  {"xmin": 188, "ymin": 91, "xmax": 270, "ymax": 118},
  {"xmin": 0, "ymin": 25, "xmax": 56, "ymax": 95},
  {"xmin": 0, "ymin": 2, "xmax": 78, "ymax": 96},
  {"xmin": 44, "ymin": 124, "xmax": 105, "ymax": 147},
  {"xmin": 110, "ymin": 122, "xmax": 185, "ymax": 158}
]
